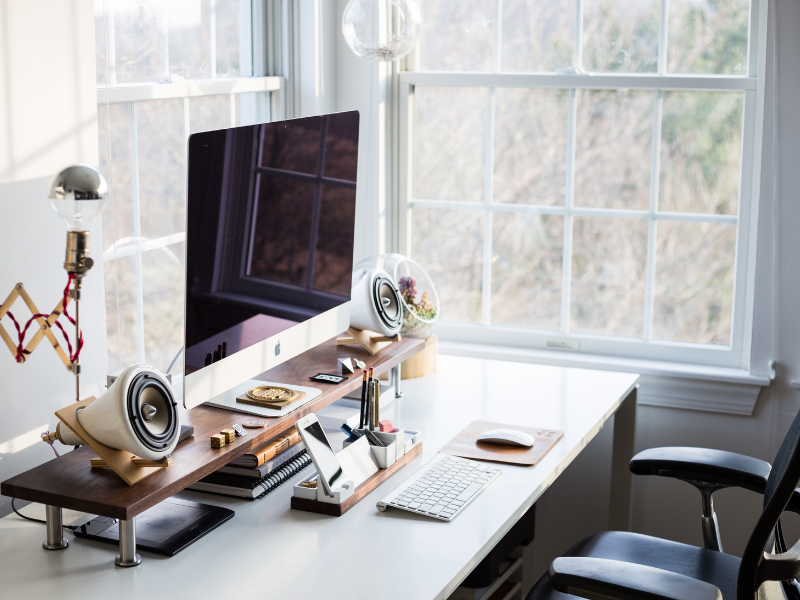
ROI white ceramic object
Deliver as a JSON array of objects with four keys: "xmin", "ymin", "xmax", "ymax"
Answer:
[{"xmin": 76, "ymin": 364, "xmax": 180, "ymax": 461}]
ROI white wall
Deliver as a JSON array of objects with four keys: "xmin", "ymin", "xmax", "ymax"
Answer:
[{"xmin": 0, "ymin": 0, "xmax": 106, "ymax": 519}]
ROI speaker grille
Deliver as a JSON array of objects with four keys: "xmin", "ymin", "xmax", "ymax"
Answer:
[
  {"xmin": 127, "ymin": 372, "xmax": 179, "ymax": 452},
  {"xmin": 371, "ymin": 275, "xmax": 402, "ymax": 330}
]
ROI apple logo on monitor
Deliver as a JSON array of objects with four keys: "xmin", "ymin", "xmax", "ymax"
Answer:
[{"xmin": 275, "ymin": 340, "xmax": 281, "ymax": 356}]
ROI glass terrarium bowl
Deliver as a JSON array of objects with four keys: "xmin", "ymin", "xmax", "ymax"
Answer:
[{"xmin": 354, "ymin": 253, "xmax": 440, "ymax": 338}]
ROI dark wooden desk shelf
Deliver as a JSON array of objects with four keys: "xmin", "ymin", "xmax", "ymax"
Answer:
[{"xmin": 1, "ymin": 336, "xmax": 424, "ymax": 520}]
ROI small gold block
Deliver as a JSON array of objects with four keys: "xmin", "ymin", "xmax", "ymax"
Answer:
[
  {"xmin": 210, "ymin": 434, "xmax": 226, "ymax": 449},
  {"xmin": 220, "ymin": 429, "xmax": 236, "ymax": 444}
]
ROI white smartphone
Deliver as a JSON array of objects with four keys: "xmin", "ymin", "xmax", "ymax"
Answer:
[{"xmin": 295, "ymin": 414, "xmax": 346, "ymax": 497}]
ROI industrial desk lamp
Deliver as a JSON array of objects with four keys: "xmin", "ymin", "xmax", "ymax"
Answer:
[
  {"xmin": 0, "ymin": 164, "xmax": 106, "ymax": 401},
  {"xmin": 47, "ymin": 164, "xmax": 108, "ymax": 402}
]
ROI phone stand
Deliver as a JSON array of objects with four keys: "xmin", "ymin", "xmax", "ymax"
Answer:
[{"xmin": 317, "ymin": 479, "xmax": 355, "ymax": 504}]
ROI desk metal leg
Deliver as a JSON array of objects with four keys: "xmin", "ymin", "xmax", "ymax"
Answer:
[
  {"xmin": 115, "ymin": 517, "xmax": 141, "ymax": 567},
  {"xmin": 608, "ymin": 387, "xmax": 637, "ymax": 532},
  {"xmin": 391, "ymin": 364, "xmax": 403, "ymax": 398},
  {"xmin": 42, "ymin": 505, "xmax": 69, "ymax": 550}
]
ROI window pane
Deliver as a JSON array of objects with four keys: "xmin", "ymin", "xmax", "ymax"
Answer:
[
  {"xmin": 571, "ymin": 217, "xmax": 647, "ymax": 337},
  {"xmin": 105, "ymin": 254, "xmax": 140, "ymax": 373},
  {"xmin": 95, "ymin": 8, "xmax": 109, "ymax": 86},
  {"xmin": 189, "ymin": 95, "xmax": 231, "ymax": 135},
  {"xmin": 113, "ymin": 1, "xmax": 168, "ymax": 84},
  {"xmin": 108, "ymin": 0, "xmax": 243, "ymax": 84},
  {"xmin": 142, "ymin": 242, "xmax": 186, "ymax": 374},
  {"xmin": 99, "ymin": 103, "xmax": 134, "ymax": 247},
  {"xmin": 137, "ymin": 99, "xmax": 186, "ymax": 239},
  {"xmin": 214, "ymin": 0, "xmax": 241, "ymax": 77},
  {"xmin": 583, "ymin": 0, "xmax": 659, "ymax": 73},
  {"xmin": 501, "ymin": 0, "xmax": 573, "ymax": 72},
  {"xmin": 414, "ymin": 87, "xmax": 486, "ymax": 202},
  {"xmin": 167, "ymin": 0, "xmax": 213, "ymax": 80},
  {"xmin": 574, "ymin": 90, "xmax": 653, "ymax": 210},
  {"xmin": 419, "ymin": 0, "xmax": 493, "ymax": 71},
  {"xmin": 653, "ymin": 221, "xmax": 735, "ymax": 344},
  {"xmin": 492, "ymin": 213, "xmax": 563, "ymax": 330},
  {"xmin": 412, "ymin": 208, "xmax": 484, "ymax": 323},
  {"xmin": 668, "ymin": 0, "xmax": 749, "ymax": 74},
  {"xmin": 659, "ymin": 92, "xmax": 743, "ymax": 214},
  {"xmin": 494, "ymin": 88, "xmax": 567, "ymax": 206}
]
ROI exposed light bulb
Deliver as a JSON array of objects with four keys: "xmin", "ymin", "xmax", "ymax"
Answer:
[{"xmin": 47, "ymin": 164, "xmax": 108, "ymax": 232}]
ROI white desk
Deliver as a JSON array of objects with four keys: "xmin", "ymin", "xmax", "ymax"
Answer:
[{"xmin": 0, "ymin": 355, "xmax": 638, "ymax": 600}]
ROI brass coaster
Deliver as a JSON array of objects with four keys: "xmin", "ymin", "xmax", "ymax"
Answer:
[{"xmin": 237, "ymin": 385, "xmax": 305, "ymax": 409}]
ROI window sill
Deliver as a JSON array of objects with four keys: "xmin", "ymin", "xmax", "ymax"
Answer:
[{"xmin": 438, "ymin": 341, "xmax": 770, "ymax": 416}]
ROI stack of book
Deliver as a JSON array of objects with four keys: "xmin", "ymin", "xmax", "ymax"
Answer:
[{"xmin": 188, "ymin": 430, "xmax": 311, "ymax": 500}]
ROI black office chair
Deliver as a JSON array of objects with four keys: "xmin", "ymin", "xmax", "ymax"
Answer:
[{"xmin": 525, "ymin": 407, "xmax": 800, "ymax": 600}]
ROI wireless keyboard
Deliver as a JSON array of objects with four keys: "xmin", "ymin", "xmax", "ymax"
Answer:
[{"xmin": 376, "ymin": 454, "xmax": 501, "ymax": 521}]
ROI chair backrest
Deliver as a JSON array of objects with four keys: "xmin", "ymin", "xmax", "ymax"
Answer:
[{"xmin": 738, "ymin": 408, "xmax": 800, "ymax": 600}]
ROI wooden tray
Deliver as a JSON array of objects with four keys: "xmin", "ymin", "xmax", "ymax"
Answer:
[{"xmin": 290, "ymin": 443, "xmax": 423, "ymax": 517}]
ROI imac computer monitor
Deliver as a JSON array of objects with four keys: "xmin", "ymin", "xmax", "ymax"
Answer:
[{"xmin": 183, "ymin": 111, "xmax": 359, "ymax": 409}]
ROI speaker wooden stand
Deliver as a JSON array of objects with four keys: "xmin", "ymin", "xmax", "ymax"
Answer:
[
  {"xmin": 55, "ymin": 397, "xmax": 168, "ymax": 485},
  {"xmin": 336, "ymin": 327, "xmax": 401, "ymax": 355}
]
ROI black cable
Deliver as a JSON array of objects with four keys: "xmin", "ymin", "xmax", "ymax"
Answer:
[
  {"xmin": 11, "ymin": 497, "xmax": 76, "ymax": 530},
  {"xmin": 11, "ymin": 497, "xmax": 46, "ymax": 524}
]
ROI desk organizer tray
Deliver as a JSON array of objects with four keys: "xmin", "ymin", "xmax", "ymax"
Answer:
[{"xmin": 291, "ymin": 440, "xmax": 423, "ymax": 517}]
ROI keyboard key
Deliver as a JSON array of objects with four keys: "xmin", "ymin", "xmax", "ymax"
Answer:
[
  {"xmin": 429, "ymin": 504, "xmax": 445, "ymax": 515},
  {"xmin": 408, "ymin": 502, "xmax": 421, "ymax": 509},
  {"xmin": 419, "ymin": 503, "xmax": 434, "ymax": 512}
]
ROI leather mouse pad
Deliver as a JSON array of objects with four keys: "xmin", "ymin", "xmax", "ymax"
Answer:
[{"xmin": 439, "ymin": 420, "xmax": 564, "ymax": 466}]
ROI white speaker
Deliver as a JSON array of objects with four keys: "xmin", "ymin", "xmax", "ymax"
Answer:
[
  {"xmin": 75, "ymin": 364, "xmax": 181, "ymax": 461},
  {"xmin": 350, "ymin": 267, "xmax": 403, "ymax": 336}
]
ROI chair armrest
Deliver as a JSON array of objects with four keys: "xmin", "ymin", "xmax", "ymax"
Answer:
[
  {"xmin": 630, "ymin": 447, "xmax": 771, "ymax": 494},
  {"xmin": 549, "ymin": 557, "xmax": 722, "ymax": 600}
]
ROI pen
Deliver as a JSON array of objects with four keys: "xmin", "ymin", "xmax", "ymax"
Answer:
[
  {"xmin": 368, "ymin": 380, "xmax": 376, "ymax": 430},
  {"xmin": 341, "ymin": 423, "xmax": 362, "ymax": 439},
  {"xmin": 374, "ymin": 378, "xmax": 381, "ymax": 431},
  {"xmin": 358, "ymin": 370, "xmax": 368, "ymax": 428},
  {"xmin": 364, "ymin": 428, "xmax": 386, "ymax": 448},
  {"xmin": 366, "ymin": 368, "xmax": 375, "ymax": 429}
]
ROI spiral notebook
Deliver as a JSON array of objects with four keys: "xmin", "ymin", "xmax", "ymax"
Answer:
[{"xmin": 188, "ymin": 450, "xmax": 312, "ymax": 500}]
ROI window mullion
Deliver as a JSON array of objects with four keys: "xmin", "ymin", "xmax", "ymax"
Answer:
[
  {"xmin": 130, "ymin": 103, "xmax": 146, "ymax": 364},
  {"xmin": 482, "ymin": 87, "xmax": 496, "ymax": 327},
  {"xmin": 643, "ymin": 91, "xmax": 663, "ymax": 340},
  {"xmin": 561, "ymin": 89, "xmax": 577, "ymax": 334}
]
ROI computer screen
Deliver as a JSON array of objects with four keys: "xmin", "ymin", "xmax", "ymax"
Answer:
[{"xmin": 183, "ymin": 111, "xmax": 359, "ymax": 409}]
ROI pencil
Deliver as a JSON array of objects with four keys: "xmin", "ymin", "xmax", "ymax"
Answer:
[{"xmin": 358, "ymin": 370, "xmax": 368, "ymax": 429}]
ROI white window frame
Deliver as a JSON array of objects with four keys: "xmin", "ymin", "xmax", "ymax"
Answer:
[
  {"xmin": 96, "ymin": 0, "xmax": 287, "ymax": 368},
  {"xmin": 395, "ymin": 0, "xmax": 769, "ymax": 371}
]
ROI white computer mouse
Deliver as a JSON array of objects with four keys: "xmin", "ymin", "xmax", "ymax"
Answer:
[{"xmin": 476, "ymin": 428, "xmax": 535, "ymax": 448}]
